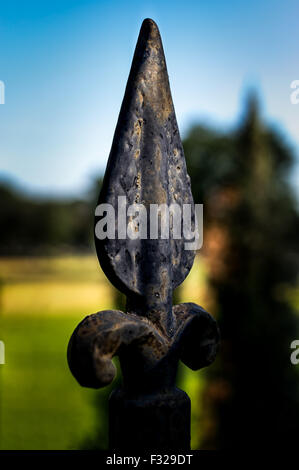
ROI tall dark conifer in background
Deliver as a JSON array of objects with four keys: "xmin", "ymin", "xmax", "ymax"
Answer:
[{"xmin": 183, "ymin": 94, "xmax": 299, "ymax": 448}]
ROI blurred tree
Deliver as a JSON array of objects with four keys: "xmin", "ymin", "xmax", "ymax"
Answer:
[
  {"xmin": 0, "ymin": 177, "xmax": 103, "ymax": 255},
  {"xmin": 183, "ymin": 93, "xmax": 299, "ymax": 449}
]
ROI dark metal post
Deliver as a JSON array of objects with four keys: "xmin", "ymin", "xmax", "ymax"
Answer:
[{"xmin": 67, "ymin": 18, "xmax": 219, "ymax": 451}]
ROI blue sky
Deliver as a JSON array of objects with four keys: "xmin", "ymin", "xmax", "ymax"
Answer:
[{"xmin": 0, "ymin": 0, "xmax": 298, "ymax": 197}]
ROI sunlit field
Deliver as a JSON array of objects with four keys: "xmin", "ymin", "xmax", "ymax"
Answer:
[{"xmin": 0, "ymin": 255, "xmax": 207, "ymax": 450}]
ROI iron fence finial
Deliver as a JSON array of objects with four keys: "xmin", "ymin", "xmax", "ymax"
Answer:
[{"xmin": 67, "ymin": 18, "xmax": 220, "ymax": 450}]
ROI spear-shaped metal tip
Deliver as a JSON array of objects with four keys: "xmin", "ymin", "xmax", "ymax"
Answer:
[
  {"xmin": 124, "ymin": 16, "xmax": 173, "ymax": 125},
  {"xmin": 96, "ymin": 18, "xmax": 195, "ymax": 335},
  {"xmin": 140, "ymin": 18, "xmax": 159, "ymax": 33}
]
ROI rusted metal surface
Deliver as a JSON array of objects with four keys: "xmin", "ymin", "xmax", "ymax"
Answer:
[{"xmin": 68, "ymin": 18, "xmax": 220, "ymax": 450}]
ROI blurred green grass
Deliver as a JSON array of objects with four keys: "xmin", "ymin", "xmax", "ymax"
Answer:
[
  {"xmin": 0, "ymin": 314, "xmax": 101, "ymax": 449},
  {"xmin": 0, "ymin": 256, "xmax": 112, "ymax": 450},
  {"xmin": 0, "ymin": 255, "xmax": 208, "ymax": 450}
]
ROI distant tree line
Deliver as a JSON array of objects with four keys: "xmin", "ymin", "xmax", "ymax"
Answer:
[{"xmin": 0, "ymin": 178, "xmax": 102, "ymax": 255}]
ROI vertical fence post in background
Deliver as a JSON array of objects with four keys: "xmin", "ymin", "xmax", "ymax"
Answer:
[{"xmin": 67, "ymin": 18, "xmax": 220, "ymax": 451}]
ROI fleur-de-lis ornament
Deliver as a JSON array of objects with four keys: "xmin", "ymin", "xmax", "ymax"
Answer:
[{"xmin": 68, "ymin": 18, "xmax": 220, "ymax": 450}]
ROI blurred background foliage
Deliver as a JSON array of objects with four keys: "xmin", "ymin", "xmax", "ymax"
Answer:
[{"xmin": 0, "ymin": 93, "xmax": 299, "ymax": 449}]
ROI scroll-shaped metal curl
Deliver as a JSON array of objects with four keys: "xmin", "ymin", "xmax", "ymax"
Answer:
[
  {"xmin": 68, "ymin": 303, "xmax": 219, "ymax": 393},
  {"xmin": 68, "ymin": 18, "xmax": 219, "ymax": 416}
]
